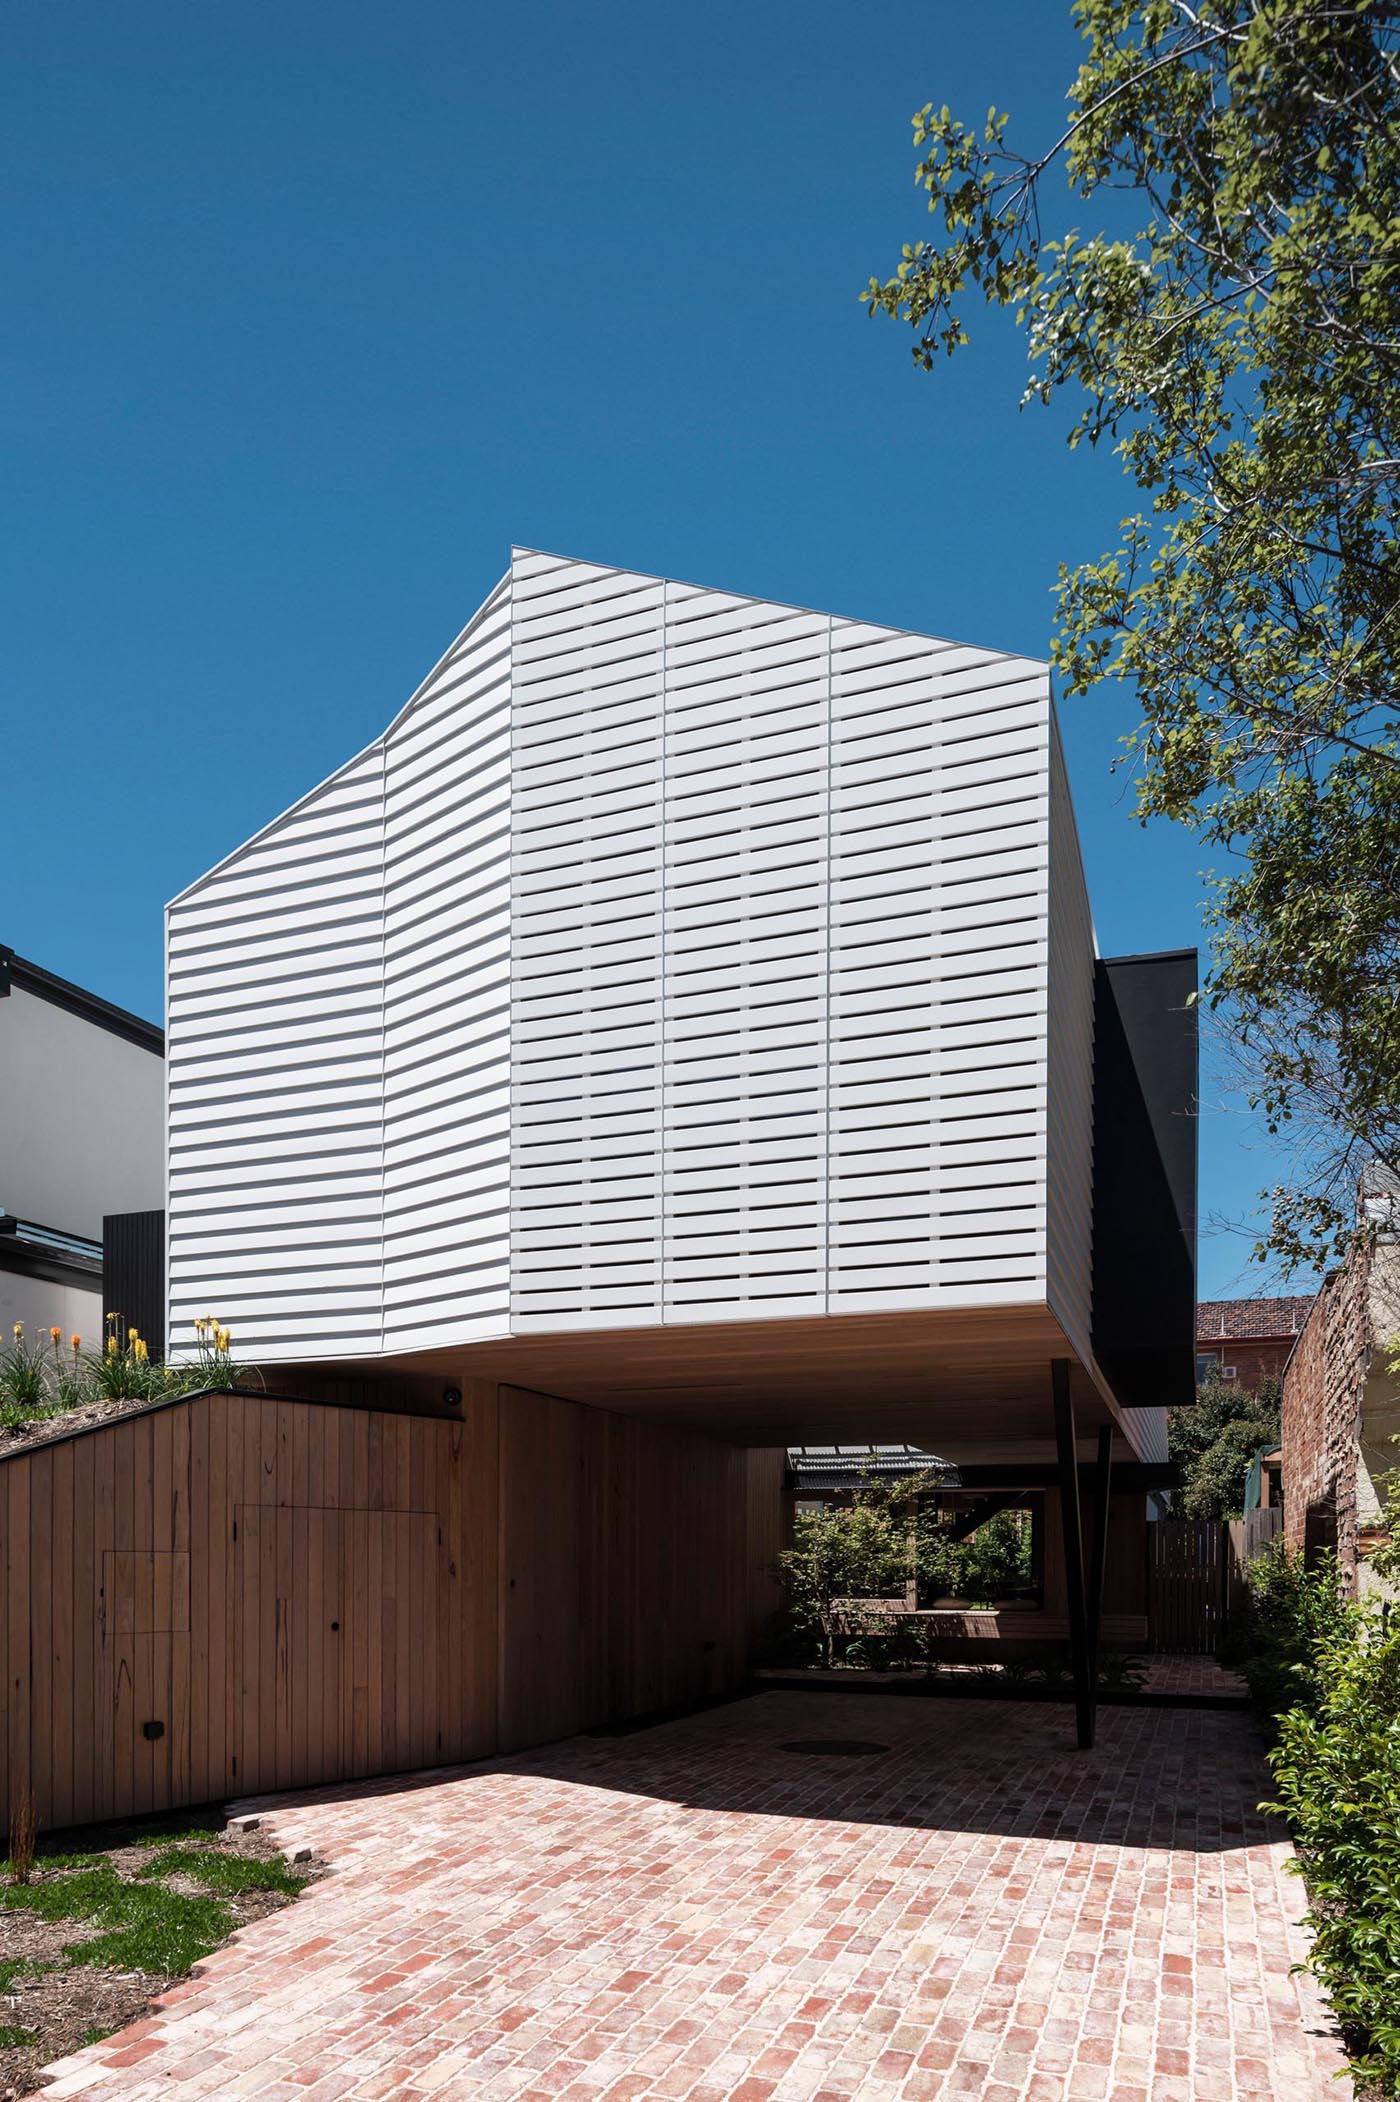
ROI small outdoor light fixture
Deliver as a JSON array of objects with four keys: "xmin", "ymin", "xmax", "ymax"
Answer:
[{"xmin": 443, "ymin": 1386, "xmax": 463, "ymax": 1409}]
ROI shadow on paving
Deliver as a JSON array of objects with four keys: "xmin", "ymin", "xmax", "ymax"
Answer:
[{"xmin": 230, "ymin": 1689, "xmax": 1277, "ymax": 1856}]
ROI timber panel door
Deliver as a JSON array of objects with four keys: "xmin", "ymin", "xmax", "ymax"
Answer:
[
  {"xmin": 99, "ymin": 1549, "xmax": 192, "ymax": 1818},
  {"xmin": 233, "ymin": 1504, "xmax": 438, "ymax": 1794}
]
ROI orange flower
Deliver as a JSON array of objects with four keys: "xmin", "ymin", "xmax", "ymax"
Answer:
[
  {"xmin": 50, "ymin": 1326, "xmax": 61, "ymax": 1344},
  {"xmin": 70, "ymin": 1334, "xmax": 81, "ymax": 1353}
]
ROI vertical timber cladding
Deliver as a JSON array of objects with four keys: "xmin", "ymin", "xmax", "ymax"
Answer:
[
  {"xmin": 508, "ymin": 550, "xmax": 1068, "ymax": 1332},
  {"xmin": 0, "ymin": 1387, "xmax": 777, "ymax": 1830},
  {"xmin": 0, "ymin": 1394, "xmax": 495, "ymax": 1832}
]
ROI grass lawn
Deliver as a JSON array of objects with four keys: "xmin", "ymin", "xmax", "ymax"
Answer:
[{"xmin": 0, "ymin": 1810, "xmax": 316, "ymax": 2098}]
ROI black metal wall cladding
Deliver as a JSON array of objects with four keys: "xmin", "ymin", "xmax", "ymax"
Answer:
[
  {"xmin": 1091, "ymin": 950, "xmax": 1199, "ymax": 1412},
  {"xmin": 102, "ymin": 1208, "xmax": 166, "ymax": 1360}
]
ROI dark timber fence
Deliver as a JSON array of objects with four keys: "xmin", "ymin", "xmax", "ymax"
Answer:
[
  {"xmin": 1148, "ymin": 1519, "xmax": 1229, "ymax": 1653},
  {"xmin": 1147, "ymin": 1508, "xmax": 1284, "ymax": 1654}
]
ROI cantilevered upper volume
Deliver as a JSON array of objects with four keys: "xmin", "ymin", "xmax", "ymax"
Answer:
[{"xmin": 166, "ymin": 549, "xmax": 1195, "ymax": 1459}]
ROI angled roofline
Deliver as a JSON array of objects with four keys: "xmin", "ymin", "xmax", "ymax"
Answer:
[
  {"xmin": 0, "ymin": 1383, "xmax": 385, "ymax": 1463},
  {"xmin": 0, "ymin": 946, "xmax": 162, "ymax": 1054},
  {"xmin": 165, "ymin": 569, "xmax": 511, "ymax": 911},
  {"xmin": 168, "ymin": 548, "xmax": 1054, "ymax": 914},
  {"xmin": 510, "ymin": 545, "xmax": 1052, "ymax": 671}
]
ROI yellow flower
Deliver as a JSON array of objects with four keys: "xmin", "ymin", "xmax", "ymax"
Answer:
[
  {"xmin": 134, "ymin": 1338, "xmax": 149, "ymax": 1363},
  {"xmin": 194, "ymin": 1317, "xmax": 207, "ymax": 1336},
  {"xmin": 12, "ymin": 1321, "xmax": 22, "ymax": 1339},
  {"xmin": 106, "ymin": 1337, "xmax": 118, "ymax": 1357},
  {"xmin": 217, "ymin": 1327, "xmax": 231, "ymax": 1353},
  {"xmin": 128, "ymin": 1326, "xmax": 138, "ymax": 1343}
]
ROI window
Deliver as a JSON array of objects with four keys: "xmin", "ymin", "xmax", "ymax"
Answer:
[{"xmin": 1195, "ymin": 1351, "xmax": 1220, "ymax": 1383}]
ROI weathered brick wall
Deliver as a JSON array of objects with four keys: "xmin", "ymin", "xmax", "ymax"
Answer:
[
  {"xmin": 1206, "ymin": 1340, "xmax": 1292, "ymax": 1391},
  {"xmin": 1282, "ymin": 1243, "xmax": 1373, "ymax": 1584}
]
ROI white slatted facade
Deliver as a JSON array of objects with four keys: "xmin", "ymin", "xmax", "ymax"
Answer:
[
  {"xmin": 509, "ymin": 558, "xmax": 666, "ymax": 1328},
  {"xmin": 663, "ymin": 584, "xmax": 830, "ymax": 1323},
  {"xmin": 168, "ymin": 548, "xmax": 1111, "ymax": 1387},
  {"xmin": 166, "ymin": 582, "xmax": 513, "ymax": 1364},
  {"xmin": 166, "ymin": 746, "xmax": 388, "ymax": 1360},
  {"xmin": 382, "ymin": 578, "xmax": 512, "ymax": 1349},
  {"xmin": 828, "ymin": 617, "xmax": 1051, "ymax": 1312},
  {"xmin": 506, "ymin": 551, "xmax": 1070, "ymax": 1332}
]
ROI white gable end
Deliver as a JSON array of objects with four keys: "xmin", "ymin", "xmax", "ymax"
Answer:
[{"xmin": 167, "ymin": 549, "xmax": 1098, "ymax": 1374}]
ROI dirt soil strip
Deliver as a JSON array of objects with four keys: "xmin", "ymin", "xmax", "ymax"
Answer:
[{"xmin": 0, "ymin": 1821, "xmax": 318, "ymax": 2101}]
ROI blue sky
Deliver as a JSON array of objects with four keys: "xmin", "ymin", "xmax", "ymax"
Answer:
[{"xmin": 3, "ymin": 1, "xmax": 1286, "ymax": 1295}]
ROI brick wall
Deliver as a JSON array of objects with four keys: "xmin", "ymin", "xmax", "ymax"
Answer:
[
  {"xmin": 1282, "ymin": 1242, "xmax": 1373, "ymax": 1584},
  {"xmin": 1197, "ymin": 1339, "xmax": 1293, "ymax": 1390}
]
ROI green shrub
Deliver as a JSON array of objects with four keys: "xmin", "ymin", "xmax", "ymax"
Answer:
[
  {"xmin": 778, "ymin": 1502, "xmax": 911, "ymax": 1667},
  {"xmin": 776, "ymin": 1475, "xmax": 1037, "ymax": 1666},
  {"xmin": 1228, "ymin": 1543, "xmax": 1355, "ymax": 1721},
  {"xmin": 1168, "ymin": 1374, "xmax": 1280, "ymax": 1520},
  {"xmin": 1265, "ymin": 1607, "xmax": 1400, "ymax": 2095}
]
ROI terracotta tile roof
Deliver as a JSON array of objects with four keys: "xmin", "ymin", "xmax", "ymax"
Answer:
[{"xmin": 1196, "ymin": 1296, "xmax": 1316, "ymax": 1342}]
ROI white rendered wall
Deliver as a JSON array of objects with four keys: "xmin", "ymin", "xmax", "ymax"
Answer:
[
  {"xmin": 0, "ymin": 1268, "xmax": 102, "ymax": 1349},
  {"xmin": 0, "ymin": 986, "xmax": 163, "ymax": 1236}
]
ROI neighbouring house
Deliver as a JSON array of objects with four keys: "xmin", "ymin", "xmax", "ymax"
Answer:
[
  {"xmin": 0, "ymin": 945, "xmax": 164, "ymax": 1345},
  {"xmin": 1, "ymin": 548, "xmax": 1199, "ymax": 1829},
  {"xmin": 1195, "ymin": 1296, "xmax": 1314, "ymax": 1389},
  {"xmin": 1282, "ymin": 1208, "xmax": 1400, "ymax": 1594}
]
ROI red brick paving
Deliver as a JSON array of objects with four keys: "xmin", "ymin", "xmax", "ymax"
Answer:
[
  {"xmin": 1138, "ymin": 1656, "xmax": 1248, "ymax": 1700},
  {"xmin": 42, "ymin": 1693, "xmax": 1349, "ymax": 2100}
]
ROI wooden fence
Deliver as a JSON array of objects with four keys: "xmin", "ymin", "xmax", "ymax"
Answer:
[
  {"xmin": 1, "ymin": 1385, "xmax": 784, "ymax": 1831},
  {"xmin": 1147, "ymin": 1507, "xmax": 1284, "ymax": 1653},
  {"xmin": 1148, "ymin": 1519, "xmax": 1228, "ymax": 1652}
]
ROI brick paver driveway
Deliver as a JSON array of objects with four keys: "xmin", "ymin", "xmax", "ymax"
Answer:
[{"xmin": 44, "ymin": 1693, "xmax": 1349, "ymax": 2101}]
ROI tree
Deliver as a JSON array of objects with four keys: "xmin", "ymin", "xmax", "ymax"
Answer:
[
  {"xmin": 778, "ymin": 1496, "xmax": 913, "ymax": 1667},
  {"xmin": 777, "ymin": 1474, "xmax": 1039, "ymax": 1665},
  {"xmin": 1169, "ymin": 1371, "xmax": 1281, "ymax": 1517},
  {"xmin": 867, "ymin": 2, "xmax": 1400, "ymax": 1269}
]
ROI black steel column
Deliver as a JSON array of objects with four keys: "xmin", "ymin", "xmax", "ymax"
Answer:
[
  {"xmin": 1052, "ymin": 1359, "xmax": 1094, "ymax": 1750},
  {"xmin": 1085, "ymin": 1425, "xmax": 1114, "ymax": 1692}
]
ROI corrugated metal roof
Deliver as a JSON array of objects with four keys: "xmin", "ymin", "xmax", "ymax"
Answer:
[{"xmin": 785, "ymin": 1444, "xmax": 953, "ymax": 1492}]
